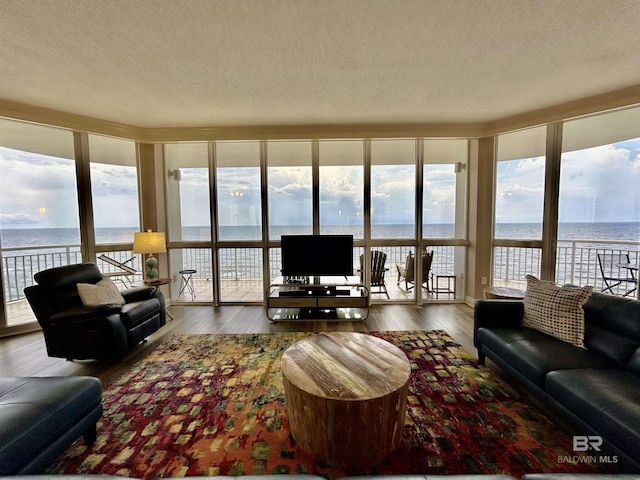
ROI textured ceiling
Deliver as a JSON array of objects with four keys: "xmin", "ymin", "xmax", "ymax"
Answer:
[{"xmin": 1, "ymin": 0, "xmax": 639, "ymax": 129}]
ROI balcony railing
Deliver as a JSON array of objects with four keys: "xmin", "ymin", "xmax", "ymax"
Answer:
[
  {"xmin": 493, "ymin": 239, "xmax": 639, "ymax": 295},
  {"xmin": 3, "ymin": 240, "xmax": 639, "ymax": 305},
  {"xmin": 1, "ymin": 244, "xmax": 83, "ymax": 302}
]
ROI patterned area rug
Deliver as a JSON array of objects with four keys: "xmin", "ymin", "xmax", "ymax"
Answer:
[{"xmin": 49, "ymin": 330, "xmax": 612, "ymax": 478}]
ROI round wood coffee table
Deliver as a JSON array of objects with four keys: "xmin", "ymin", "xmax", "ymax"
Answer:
[{"xmin": 281, "ymin": 332, "xmax": 410, "ymax": 468}]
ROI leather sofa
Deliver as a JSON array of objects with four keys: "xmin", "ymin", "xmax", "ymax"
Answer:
[
  {"xmin": 24, "ymin": 262, "xmax": 166, "ymax": 360},
  {"xmin": 0, "ymin": 376, "xmax": 102, "ymax": 475},
  {"xmin": 474, "ymin": 291, "xmax": 640, "ymax": 473}
]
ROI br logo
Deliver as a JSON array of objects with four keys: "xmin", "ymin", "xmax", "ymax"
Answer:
[{"xmin": 573, "ymin": 435, "xmax": 603, "ymax": 452}]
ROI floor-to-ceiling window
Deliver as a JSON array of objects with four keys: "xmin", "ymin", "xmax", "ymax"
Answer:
[
  {"xmin": 89, "ymin": 134, "xmax": 143, "ymax": 280},
  {"xmin": 319, "ymin": 140, "xmax": 364, "ymax": 240},
  {"xmin": 370, "ymin": 139, "xmax": 416, "ymax": 300},
  {"xmin": 0, "ymin": 120, "xmax": 80, "ymax": 332},
  {"xmin": 2, "ymin": 97, "xmax": 640, "ymax": 332},
  {"xmin": 166, "ymin": 143, "xmax": 212, "ymax": 302},
  {"xmin": 266, "ymin": 141, "xmax": 313, "ymax": 287},
  {"xmin": 558, "ymin": 107, "xmax": 640, "ymax": 297},
  {"xmin": 267, "ymin": 141, "xmax": 313, "ymax": 242},
  {"xmin": 0, "ymin": 124, "xmax": 478, "ymax": 331},
  {"xmin": 89, "ymin": 135, "xmax": 140, "ymax": 244},
  {"xmin": 319, "ymin": 140, "xmax": 365, "ymax": 279},
  {"xmin": 492, "ymin": 126, "xmax": 547, "ymax": 287},
  {"xmin": 371, "ymin": 140, "xmax": 416, "ymax": 240},
  {"xmin": 423, "ymin": 139, "xmax": 468, "ymax": 300},
  {"xmin": 215, "ymin": 141, "xmax": 263, "ymax": 302}
]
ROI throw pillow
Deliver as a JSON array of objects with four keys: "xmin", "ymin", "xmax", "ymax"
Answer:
[
  {"xmin": 522, "ymin": 275, "xmax": 592, "ymax": 348},
  {"xmin": 77, "ymin": 277, "xmax": 126, "ymax": 305}
]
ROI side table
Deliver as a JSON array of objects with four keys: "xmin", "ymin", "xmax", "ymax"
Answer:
[
  {"xmin": 178, "ymin": 269, "xmax": 197, "ymax": 300},
  {"xmin": 139, "ymin": 278, "xmax": 174, "ymax": 321}
]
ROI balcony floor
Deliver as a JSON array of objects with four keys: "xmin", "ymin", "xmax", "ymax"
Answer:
[{"xmin": 5, "ymin": 277, "xmax": 457, "ymax": 327}]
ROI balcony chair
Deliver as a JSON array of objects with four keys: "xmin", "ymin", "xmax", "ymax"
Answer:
[
  {"xmin": 360, "ymin": 250, "xmax": 389, "ymax": 298},
  {"xmin": 397, "ymin": 249, "xmax": 433, "ymax": 291},
  {"xmin": 597, "ymin": 252, "xmax": 637, "ymax": 297},
  {"xmin": 98, "ymin": 254, "xmax": 139, "ymax": 287},
  {"xmin": 24, "ymin": 262, "xmax": 166, "ymax": 360}
]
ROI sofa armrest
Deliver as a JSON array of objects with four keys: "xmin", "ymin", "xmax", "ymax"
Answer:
[
  {"xmin": 121, "ymin": 285, "xmax": 157, "ymax": 303},
  {"xmin": 473, "ymin": 299, "xmax": 524, "ymax": 348},
  {"xmin": 49, "ymin": 304, "xmax": 122, "ymax": 324}
]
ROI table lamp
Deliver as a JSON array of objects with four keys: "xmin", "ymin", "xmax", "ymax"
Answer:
[{"xmin": 133, "ymin": 230, "xmax": 166, "ymax": 280}]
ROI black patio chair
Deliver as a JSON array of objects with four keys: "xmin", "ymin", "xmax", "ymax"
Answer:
[{"xmin": 597, "ymin": 253, "xmax": 637, "ymax": 297}]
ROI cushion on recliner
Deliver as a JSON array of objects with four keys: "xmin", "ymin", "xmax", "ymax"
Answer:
[
  {"xmin": 77, "ymin": 277, "xmax": 126, "ymax": 305},
  {"xmin": 477, "ymin": 326, "xmax": 616, "ymax": 388},
  {"xmin": 545, "ymin": 369, "xmax": 640, "ymax": 457},
  {"xmin": 119, "ymin": 298, "xmax": 161, "ymax": 329}
]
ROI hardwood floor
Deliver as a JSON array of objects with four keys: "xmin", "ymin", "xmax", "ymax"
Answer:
[{"xmin": 0, "ymin": 303, "xmax": 476, "ymax": 385}]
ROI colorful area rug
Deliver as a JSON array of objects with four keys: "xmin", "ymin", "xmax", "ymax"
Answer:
[{"xmin": 49, "ymin": 330, "xmax": 613, "ymax": 479}]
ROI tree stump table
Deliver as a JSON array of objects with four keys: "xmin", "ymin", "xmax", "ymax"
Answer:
[{"xmin": 281, "ymin": 331, "xmax": 411, "ymax": 469}]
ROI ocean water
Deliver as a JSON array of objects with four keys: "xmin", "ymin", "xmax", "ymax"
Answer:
[
  {"xmin": 1, "ymin": 223, "xmax": 638, "ymax": 302},
  {"xmin": 1, "ymin": 222, "xmax": 639, "ymax": 248}
]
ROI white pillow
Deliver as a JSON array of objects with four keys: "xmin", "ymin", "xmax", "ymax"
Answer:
[
  {"xmin": 522, "ymin": 275, "xmax": 592, "ymax": 348},
  {"xmin": 77, "ymin": 277, "xmax": 126, "ymax": 305}
]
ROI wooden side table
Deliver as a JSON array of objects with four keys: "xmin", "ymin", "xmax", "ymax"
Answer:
[
  {"xmin": 281, "ymin": 332, "xmax": 410, "ymax": 468},
  {"xmin": 143, "ymin": 277, "xmax": 171, "ymax": 286},
  {"xmin": 137, "ymin": 278, "xmax": 174, "ymax": 320}
]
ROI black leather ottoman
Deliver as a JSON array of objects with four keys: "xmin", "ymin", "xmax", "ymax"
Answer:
[{"xmin": 0, "ymin": 376, "xmax": 103, "ymax": 474}]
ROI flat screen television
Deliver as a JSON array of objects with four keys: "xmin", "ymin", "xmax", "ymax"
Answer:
[{"xmin": 281, "ymin": 234, "xmax": 354, "ymax": 277}]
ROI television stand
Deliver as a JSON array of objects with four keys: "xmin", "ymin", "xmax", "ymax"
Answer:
[{"xmin": 266, "ymin": 276, "xmax": 369, "ymax": 322}]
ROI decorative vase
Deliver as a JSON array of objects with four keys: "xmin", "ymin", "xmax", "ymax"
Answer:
[{"xmin": 146, "ymin": 255, "xmax": 159, "ymax": 279}]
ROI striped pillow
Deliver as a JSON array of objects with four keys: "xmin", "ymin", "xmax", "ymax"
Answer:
[{"xmin": 522, "ymin": 275, "xmax": 592, "ymax": 348}]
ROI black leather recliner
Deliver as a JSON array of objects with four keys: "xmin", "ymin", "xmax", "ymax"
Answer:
[{"xmin": 24, "ymin": 262, "xmax": 166, "ymax": 360}]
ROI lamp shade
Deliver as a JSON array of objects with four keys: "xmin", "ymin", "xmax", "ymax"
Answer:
[{"xmin": 133, "ymin": 231, "xmax": 166, "ymax": 254}]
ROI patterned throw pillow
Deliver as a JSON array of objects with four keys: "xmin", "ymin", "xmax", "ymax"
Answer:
[
  {"xmin": 522, "ymin": 275, "xmax": 592, "ymax": 348},
  {"xmin": 77, "ymin": 277, "xmax": 126, "ymax": 305}
]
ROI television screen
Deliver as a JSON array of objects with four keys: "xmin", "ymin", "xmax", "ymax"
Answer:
[{"xmin": 281, "ymin": 235, "xmax": 354, "ymax": 277}]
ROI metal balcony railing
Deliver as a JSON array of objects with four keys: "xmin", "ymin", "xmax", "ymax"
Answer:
[
  {"xmin": 3, "ymin": 240, "xmax": 639, "ymax": 304},
  {"xmin": 493, "ymin": 239, "xmax": 639, "ymax": 294},
  {"xmin": 1, "ymin": 244, "xmax": 83, "ymax": 302}
]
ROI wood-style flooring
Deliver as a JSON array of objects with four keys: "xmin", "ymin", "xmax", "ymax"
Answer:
[
  {"xmin": 2, "ymin": 302, "xmax": 584, "ymax": 451},
  {"xmin": 0, "ymin": 303, "xmax": 476, "ymax": 385}
]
